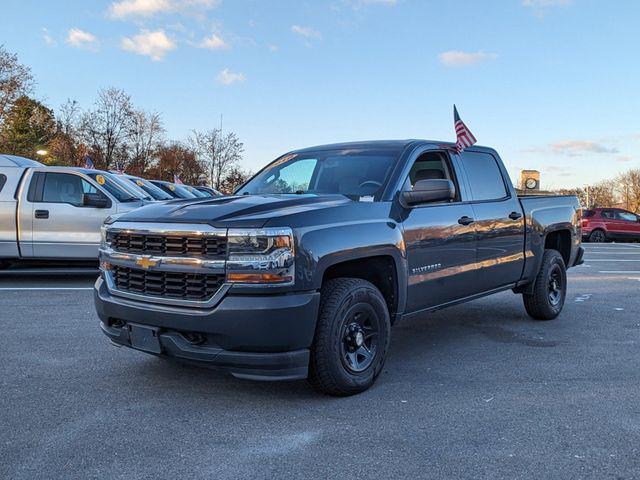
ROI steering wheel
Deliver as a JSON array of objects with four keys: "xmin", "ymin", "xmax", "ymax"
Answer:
[{"xmin": 359, "ymin": 180, "xmax": 382, "ymax": 189}]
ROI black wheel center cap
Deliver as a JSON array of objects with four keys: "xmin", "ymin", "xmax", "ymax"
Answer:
[{"xmin": 345, "ymin": 323, "xmax": 365, "ymax": 349}]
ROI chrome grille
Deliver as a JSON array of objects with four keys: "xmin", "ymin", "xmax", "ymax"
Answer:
[
  {"xmin": 112, "ymin": 265, "xmax": 225, "ymax": 301},
  {"xmin": 107, "ymin": 231, "xmax": 226, "ymax": 258}
]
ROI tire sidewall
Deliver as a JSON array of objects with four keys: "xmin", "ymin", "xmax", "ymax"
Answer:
[
  {"xmin": 543, "ymin": 252, "xmax": 567, "ymax": 316},
  {"xmin": 322, "ymin": 283, "xmax": 390, "ymax": 391}
]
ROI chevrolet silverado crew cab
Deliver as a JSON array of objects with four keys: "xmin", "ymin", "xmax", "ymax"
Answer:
[
  {"xmin": 0, "ymin": 155, "xmax": 148, "ymax": 267},
  {"xmin": 94, "ymin": 140, "xmax": 584, "ymax": 396}
]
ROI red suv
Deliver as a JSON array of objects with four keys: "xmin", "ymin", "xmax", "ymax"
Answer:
[{"xmin": 582, "ymin": 208, "xmax": 640, "ymax": 242}]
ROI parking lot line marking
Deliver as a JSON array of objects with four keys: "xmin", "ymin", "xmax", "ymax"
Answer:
[
  {"xmin": 598, "ymin": 271, "xmax": 640, "ymax": 274},
  {"xmin": 0, "ymin": 287, "xmax": 93, "ymax": 291},
  {"xmin": 585, "ymin": 252, "xmax": 640, "ymax": 255},
  {"xmin": 585, "ymin": 259, "xmax": 640, "ymax": 262}
]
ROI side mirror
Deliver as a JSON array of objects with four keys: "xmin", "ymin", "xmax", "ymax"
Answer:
[
  {"xmin": 83, "ymin": 192, "xmax": 111, "ymax": 208},
  {"xmin": 400, "ymin": 179, "xmax": 455, "ymax": 208}
]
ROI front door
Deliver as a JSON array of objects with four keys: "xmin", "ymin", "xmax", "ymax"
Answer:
[
  {"xmin": 614, "ymin": 210, "xmax": 640, "ymax": 240},
  {"xmin": 400, "ymin": 149, "xmax": 478, "ymax": 312},
  {"xmin": 31, "ymin": 172, "xmax": 116, "ymax": 258}
]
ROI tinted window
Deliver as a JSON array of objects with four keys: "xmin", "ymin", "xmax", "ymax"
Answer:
[
  {"xmin": 601, "ymin": 210, "xmax": 615, "ymax": 219},
  {"xmin": 459, "ymin": 151, "xmax": 508, "ymax": 201},
  {"xmin": 128, "ymin": 177, "xmax": 173, "ymax": 200},
  {"xmin": 617, "ymin": 211, "xmax": 638, "ymax": 222},
  {"xmin": 238, "ymin": 148, "xmax": 400, "ymax": 199},
  {"xmin": 85, "ymin": 172, "xmax": 137, "ymax": 202},
  {"xmin": 407, "ymin": 152, "xmax": 451, "ymax": 188},
  {"xmin": 0, "ymin": 174, "xmax": 6, "ymax": 193},
  {"xmin": 42, "ymin": 173, "xmax": 90, "ymax": 206},
  {"xmin": 582, "ymin": 210, "xmax": 595, "ymax": 218}
]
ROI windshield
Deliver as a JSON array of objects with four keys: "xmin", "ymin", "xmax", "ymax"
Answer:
[
  {"xmin": 155, "ymin": 181, "xmax": 197, "ymax": 198},
  {"xmin": 127, "ymin": 177, "xmax": 173, "ymax": 200},
  {"xmin": 111, "ymin": 175, "xmax": 152, "ymax": 201},
  {"xmin": 185, "ymin": 185, "xmax": 208, "ymax": 197},
  {"xmin": 236, "ymin": 147, "xmax": 401, "ymax": 199},
  {"xmin": 86, "ymin": 172, "xmax": 139, "ymax": 202}
]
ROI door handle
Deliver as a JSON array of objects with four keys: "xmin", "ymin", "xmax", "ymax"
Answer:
[
  {"xmin": 35, "ymin": 209, "xmax": 49, "ymax": 219},
  {"xmin": 509, "ymin": 211, "xmax": 523, "ymax": 220},
  {"xmin": 458, "ymin": 216, "xmax": 475, "ymax": 226}
]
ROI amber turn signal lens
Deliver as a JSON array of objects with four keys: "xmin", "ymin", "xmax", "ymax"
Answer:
[{"xmin": 226, "ymin": 273, "xmax": 292, "ymax": 284}]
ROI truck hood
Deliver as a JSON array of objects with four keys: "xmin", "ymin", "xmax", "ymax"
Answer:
[{"xmin": 111, "ymin": 194, "xmax": 353, "ymax": 228}]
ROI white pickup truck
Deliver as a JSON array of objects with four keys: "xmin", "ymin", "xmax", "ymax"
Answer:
[{"xmin": 0, "ymin": 155, "xmax": 149, "ymax": 267}]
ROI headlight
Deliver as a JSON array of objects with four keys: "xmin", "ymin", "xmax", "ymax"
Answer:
[{"xmin": 226, "ymin": 228, "xmax": 295, "ymax": 285}]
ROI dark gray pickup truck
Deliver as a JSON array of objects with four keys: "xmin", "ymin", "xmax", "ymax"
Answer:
[{"xmin": 94, "ymin": 140, "xmax": 583, "ymax": 396}]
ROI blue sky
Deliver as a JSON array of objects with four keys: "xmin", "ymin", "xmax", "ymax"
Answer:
[{"xmin": 2, "ymin": 0, "xmax": 639, "ymax": 188}]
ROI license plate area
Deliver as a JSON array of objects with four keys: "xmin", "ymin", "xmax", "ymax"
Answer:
[{"xmin": 129, "ymin": 324, "xmax": 162, "ymax": 354}]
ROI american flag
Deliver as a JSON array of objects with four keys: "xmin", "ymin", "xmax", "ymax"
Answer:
[
  {"xmin": 454, "ymin": 105, "xmax": 477, "ymax": 153},
  {"xmin": 173, "ymin": 174, "xmax": 183, "ymax": 185},
  {"xmin": 83, "ymin": 155, "xmax": 94, "ymax": 169}
]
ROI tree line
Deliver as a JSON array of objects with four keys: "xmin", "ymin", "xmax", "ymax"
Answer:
[
  {"xmin": 0, "ymin": 45, "xmax": 250, "ymax": 193},
  {"xmin": 556, "ymin": 170, "xmax": 640, "ymax": 213}
]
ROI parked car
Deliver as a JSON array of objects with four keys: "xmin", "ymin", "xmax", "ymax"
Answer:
[
  {"xmin": 194, "ymin": 185, "xmax": 223, "ymax": 197},
  {"xmin": 0, "ymin": 155, "xmax": 147, "ymax": 265},
  {"xmin": 185, "ymin": 185, "xmax": 208, "ymax": 198},
  {"xmin": 95, "ymin": 140, "xmax": 583, "ymax": 396},
  {"xmin": 149, "ymin": 180, "xmax": 198, "ymax": 199},
  {"xmin": 116, "ymin": 173, "xmax": 174, "ymax": 201},
  {"xmin": 581, "ymin": 207, "xmax": 640, "ymax": 242}
]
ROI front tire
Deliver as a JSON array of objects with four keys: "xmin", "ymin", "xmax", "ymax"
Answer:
[
  {"xmin": 523, "ymin": 249, "xmax": 567, "ymax": 320},
  {"xmin": 308, "ymin": 278, "xmax": 390, "ymax": 396}
]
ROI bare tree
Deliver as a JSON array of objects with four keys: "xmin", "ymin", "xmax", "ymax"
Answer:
[
  {"xmin": 0, "ymin": 45, "xmax": 34, "ymax": 126},
  {"xmin": 79, "ymin": 87, "xmax": 134, "ymax": 170},
  {"xmin": 616, "ymin": 169, "xmax": 640, "ymax": 213},
  {"xmin": 128, "ymin": 110, "xmax": 164, "ymax": 175},
  {"xmin": 191, "ymin": 129, "xmax": 244, "ymax": 190},
  {"xmin": 218, "ymin": 166, "xmax": 252, "ymax": 194},
  {"xmin": 148, "ymin": 142, "xmax": 204, "ymax": 184},
  {"xmin": 586, "ymin": 179, "xmax": 618, "ymax": 208}
]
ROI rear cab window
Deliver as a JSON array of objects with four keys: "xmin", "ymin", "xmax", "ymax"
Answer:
[{"xmin": 458, "ymin": 151, "xmax": 508, "ymax": 201}]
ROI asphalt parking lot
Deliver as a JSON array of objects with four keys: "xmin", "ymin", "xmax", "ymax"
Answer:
[{"xmin": 1, "ymin": 243, "xmax": 639, "ymax": 480}]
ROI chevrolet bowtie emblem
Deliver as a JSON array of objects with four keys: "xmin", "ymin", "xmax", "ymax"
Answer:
[{"xmin": 135, "ymin": 256, "xmax": 158, "ymax": 270}]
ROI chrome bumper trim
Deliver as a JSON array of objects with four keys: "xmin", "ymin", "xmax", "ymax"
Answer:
[{"xmin": 99, "ymin": 248, "xmax": 225, "ymax": 274}]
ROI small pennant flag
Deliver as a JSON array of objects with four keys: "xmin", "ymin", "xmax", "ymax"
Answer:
[
  {"xmin": 453, "ymin": 105, "xmax": 477, "ymax": 153},
  {"xmin": 173, "ymin": 174, "xmax": 183, "ymax": 185},
  {"xmin": 83, "ymin": 155, "xmax": 94, "ymax": 169}
]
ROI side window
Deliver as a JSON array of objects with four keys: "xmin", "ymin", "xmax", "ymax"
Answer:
[
  {"xmin": 407, "ymin": 152, "xmax": 452, "ymax": 188},
  {"xmin": 0, "ymin": 174, "xmax": 6, "ymax": 193},
  {"xmin": 459, "ymin": 151, "xmax": 508, "ymax": 201},
  {"xmin": 41, "ymin": 173, "xmax": 88, "ymax": 206},
  {"xmin": 601, "ymin": 210, "xmax": 615, "ymax": 219},
  {"xmin": 616, "ymin": 211, "xmax": 638, "ymax": 222}
]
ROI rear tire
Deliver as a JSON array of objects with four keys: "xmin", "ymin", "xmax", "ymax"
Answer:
[
  {"xmin": 523, "ymin": 249, "xmax": 567, "ymax": 320},
  {"xmin": 308, "ymin": 278, "xmax": 390, "ymax": 397},
  {"xmin": 588, "ymin": 229, "xmax": 607, "ymax": 243}
]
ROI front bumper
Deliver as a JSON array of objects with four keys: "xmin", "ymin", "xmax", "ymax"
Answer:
[{"xmin": 94, "ymin": 277, "xmax": 320, "ymax": 380}]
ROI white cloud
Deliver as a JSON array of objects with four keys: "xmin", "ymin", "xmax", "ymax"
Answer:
[
  {"xmin": 550, "ymin": 140, "xmax": 618, "ymax": 155},
  {"xmin": 523, "ymin": 0, "xmax": 572, "ymax": 16},
  {"xmin": 199, "ymin": 33, "xmax": 227, "ymax": 50},
  {"xmin": 291, "ymin": 25, "xmax": 322, "ymax": 40},
  {"xmin": 526, "ymin": 140, "xmax": 619, "ymax": 157},
  {"xmin": 438, "ymin": 50, "xmax": 497, "ymax": 67},
  {"xmin": 121, "ymin": 30, "xmax": 176, "ymax": 60},
  {"xmin": 523, "ymin": 0, "xmax": 572, "ymax": 6},
  {"xmin": 66, "ymin": 28, "xmax": 98, "ymax": 49},
  {"xmin": 42, "ymin": 28, "xmax": 56, "ymax": 47},
  {"xmin": 217, "ymin": 68, "xmax": 245, "ymax": 85},
  {"xmin": 108, "ymin": 0, "xmax": 220, "ymax": 19},
  {"xmin": 268, "ymin": 44, "xmax": 278, "ymax": 52},
  {"xmin": 355, "ymin": 0, "xmax": 398, "ymax": 5}
]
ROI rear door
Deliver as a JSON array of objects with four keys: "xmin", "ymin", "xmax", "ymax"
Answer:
[
  {"xmin": 457, "ymin": 150, "xmax": 525, "ymax": 291},
  {"xmin": 400, "ymin": 147, "xmax": 478, "ymax": 311},
  {"xmin": 614, "ymin": 210, "xmax": 640, "ymax": 240},
  {"xmin": 30, "ymin": 172, "xmax": 116, "ymax": 258}
]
